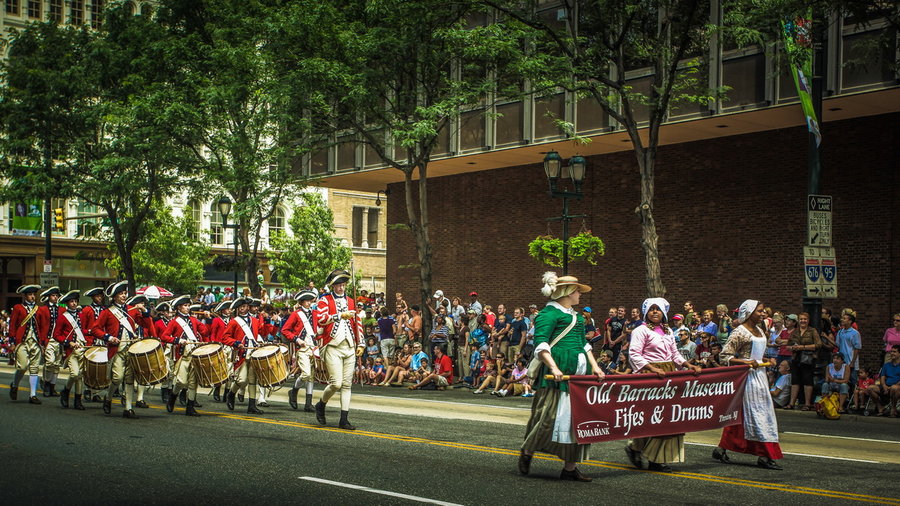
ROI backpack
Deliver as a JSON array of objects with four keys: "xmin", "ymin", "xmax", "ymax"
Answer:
[{"xmin": 815, "ymin": 392, "xmax": 841, "ymax": 420}]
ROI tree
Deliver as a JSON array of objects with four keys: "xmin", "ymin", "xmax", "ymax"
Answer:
[
  {"xmin": 274, "ymin": 0, "xmax": 512, "ymax": 327},
  {"xmin": 0, "ymin": 11, "xmax": 197, "ymax": 290},
  {"xmin": 267, "ymin": 192, "xmax": 352, "ymax": 293},
  {"xmin": 105, "ymin": 204, "xmax": 209, "ymax": 295},
  {"xmin": 155, "ymin": 0, "xmax": 317, "ymax": 298}
]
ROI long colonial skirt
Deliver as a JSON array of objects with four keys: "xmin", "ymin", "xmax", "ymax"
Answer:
[
  {"xmin": 627, "ymin": 361, "xmax": 685, "ymax": 464},
  {"xmin": 521, "ymin": 387, "xmax": 590, "ymax": 463}
]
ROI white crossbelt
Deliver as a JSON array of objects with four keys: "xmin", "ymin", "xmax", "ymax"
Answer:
[{"xmin": 63, "ymin": 311, "xmax": 86, "ymax": 345}]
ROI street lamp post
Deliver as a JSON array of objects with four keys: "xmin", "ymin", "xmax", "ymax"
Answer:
[
  {"xmin": 217, "ymin": 196, "xmax": 239, "ymax": 298},
  {"xmin": 543, "ymin": 151, "xmax": 588, "ymax": 276}
]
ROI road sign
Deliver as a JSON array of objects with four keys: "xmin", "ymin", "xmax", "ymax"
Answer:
[
  {"xmin": 804, "ymin": 246, "xmax": 838, "ymax": 299},
  {"xmin": 43, "ymin": 260, "xmax": 53, "ymax": 273},
  {"xmin": 39, "ymin": 272, "xmax": 59, "ymax": 288},
  {"xmin": 808, "ymin": 194, "xmax": 832, "ymax": 247},
  {"xmin": 819, "ymin": 247, "xmax": 838, "ymax": 298}
]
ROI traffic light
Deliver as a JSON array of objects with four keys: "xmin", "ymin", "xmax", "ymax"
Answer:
[{"xmin": 54, "ymin": 208, "xmax": 65, "ymax": 230}]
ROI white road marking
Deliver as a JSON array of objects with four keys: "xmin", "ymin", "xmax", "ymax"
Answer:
[
  {"xmin": 783, "ymin": 432, "xmax": 900, "ymax": 444},
  {"xmin": 685, "ymin": 442, "xmax": 880, "ymax": 463},
  {"xmin": 298, "ymin": 476, "xmax": 464, "ymax": 505}
]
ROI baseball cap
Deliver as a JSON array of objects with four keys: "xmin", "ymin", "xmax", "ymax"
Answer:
[
  {"xmin": 433, "ymin": 290, "xmax": 443, "ymax": 299},
  {"xmin": 469, "ymin": 291, "xmax": 478, "ymax": 297},
  {"xmin": 786, "ymin": 314, "xmax": 798, "ymax": 322},
  {"xmin": 583, "ymin": 307, "xmax": 592, "ymax": 313},
  {"xmin": 672, "ymin": 314, "xmax": 684, "ymax": 321}
]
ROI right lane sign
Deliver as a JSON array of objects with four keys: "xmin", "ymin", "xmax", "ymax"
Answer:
[{"xmin": 808, "ymin": 194, "xmax": 832, "ymax": 247}]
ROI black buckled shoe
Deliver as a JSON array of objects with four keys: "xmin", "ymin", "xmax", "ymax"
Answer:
[
  {"xmin": 517, "ymin": 450, "xmax": 533, "ymax": 475},
  {"xmin": 9, "ymin": 383, "xmax": 18, "ymax": 400},
  {"xmin": 123, "ymin": 409, "xmax": 139, "ymax": 419},
  {"xmin": 712, "ymin": 447, "xmax": 731, "ymax": 464},
  {"xmin": 102, "ymin": 399, "xmax": 112, "ymax": 414},
  {"xmin": 560, "ymin": 467, "xmax": 592, "ymax": 482},
  {"xmin": 338, "ymin": 410, "xmax": 356, "ymax": 430},
  {"xmin": 59, "ymin": 388, "xmax": 70, "ymax": 408},
  {"xmin": 212, "ymin": 386, "xmax": 222, "ymax": 402},
  {"xmin": 247, "ymin": 399, "xmax": 264, "ymax": 415},
  {"xmin": 73, "ymin": 394, "xmax": 85, "ymax": 410},
  {"xmin": 237, "ymin": 393, "xmax": 245, "ymax": 403},
  {"xmin": 135, "ymin": 400, "xmax": 149, "ymax": 409},
  {"xmin": 757, "ymin": 457, "xmax": 783, "ymax": 470},
  {"xmin": 179, "ymin": 389, "xmax": 187, "ymax": 406},
  {"xmin": 185, "ymin": 400, "xmax": 201, "ymax": 417},
  {"xmin": 304, "ymin": 394, "xmax": 315, "ymax": 413},
  {"xmin": 166, "ymin": 390, "xmax": 178, "ymax": 413},
  {"xmin": 648, "ymin": 462, "xmax": 672, "ymax": 473},
  {"xmin": 29, "ymin": 395, "xmax": 42, "ymax": 405},
  {"xmin": 315, "ymin": 401, "xmax": 327, "ymax": 425},
  {"xmin": 288, "ymin": 388, "xmax": 298, "ymax": 410}
]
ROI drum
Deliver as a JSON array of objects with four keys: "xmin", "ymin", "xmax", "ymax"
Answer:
[
  {"xmin": 128, "ymin": 338, "xmax": 169, "ymax": 386},
  {"xmin": 192, "ymin": 343, "xmax": 229, "ymax": 387},
  {"xmin": 84, "ymin": 346, "xmax": 110, "ymax": 390},
  {"xmin": 313, "ymin": 356, "xmax": 329, "ymax": 385},
  {"xmin": 249, "ymin": 345, "xmax": 288, "ymax": 388}
]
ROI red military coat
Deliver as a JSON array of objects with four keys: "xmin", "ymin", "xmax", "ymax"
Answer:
[
  {"xmin": 89, "ymin": 304, "xmax": 141, "ymax": 359},
  {"xmin": 9, "ymin": 303, "xmax": 40, "ymax": 345},
  {"xmin": 221, "ymin": 315, "xmax": 262, "ymax": 370},
  {"xmin": 53, "ymin": 309, "xmax": 95, "ymax": 358},
  {"xmin": 315, "ymin": 294, "xmax": 361, "ymax": 348},
  {"xmin": 210, "ymin": 316, "xmax": 230, "ymax": 343},
  {"xmin": 282, "ymin": 308, "xmax": 318, "ymax": 346},
  {"xmin": 81, "ymin": 304, "xmax": 104, "ymax": 334},
  {"xmin": 128, "ymin": 307, "xmax": 157, "ymax": 339},
  {"xmin": 35, "ymin": 304, "xmax": 60, "ymax": 347},
  {"xmin": 159, "ymin": 315, "xmax": 210, "ymax": 361},
  {"xmin": 154, "ymin": 318, "xmax": 169, "ymax": 340}
]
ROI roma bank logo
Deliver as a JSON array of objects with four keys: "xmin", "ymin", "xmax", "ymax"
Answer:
[{"xmin": 576, "ymin": 420, "xmax": 610, "ymax": 439}]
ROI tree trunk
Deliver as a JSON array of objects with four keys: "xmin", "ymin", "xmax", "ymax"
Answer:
[
  {"xmin": 106, "ymin": 207, "xmax": 136, "ymax": 290},
  {"xmin": 402, "ymin": 165, "xmax": 434, "ymax": 353},
  {"xmin": 635, "ymin": 148, "xmax": 666, "ymax": 297},
  {"xmin": 239, "ymin": 219, "xmax": 261, "ymax": 298}
]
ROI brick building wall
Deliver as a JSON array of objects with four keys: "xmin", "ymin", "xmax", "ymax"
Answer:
[{"xmin": 387, "ymin": 112, "xmax": 899, "ymax": 370}]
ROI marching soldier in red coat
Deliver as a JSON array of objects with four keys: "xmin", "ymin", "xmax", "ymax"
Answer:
[
  {"xmin": 209, "ymin": 300, "xmax": 232, "ymax": 401},
  {"xmin": 89, "ymin": 281, "xmax": 141, "ymax": 419},
  {"xmin": 154, "ymin": 301, "xmax": 175, "ymax": 402},
  {"xmin": 314, "ymin": 269, "xmax": 365, "ymax": 430},
  {"xmin": 37, "ymin": 286, "xmax": 62, "ymax": 397},
  {"xmin": 81, "ymin": 287, "xmax": 105, "ymax": 401},
  {"xmin": 221, "ymin": 297, "xmax": 265, "ymax": 415},
  {"xmin": 9, "ymin": 285, "xmax": 43, "ymax": 404},
  {"xmin": 160, "ymin": 295, "xmax": 210, "ymax": 416},
  {"xmin": 53, "ymin": 290, "xmax": 90, "ymax": 410},
  {"xmin": 282, "ymin": 290, "xmax": 319, "ymax": 412},
  {"xmin": 128, "ymin": 295, "xmax": 156, "ymax": 409}
]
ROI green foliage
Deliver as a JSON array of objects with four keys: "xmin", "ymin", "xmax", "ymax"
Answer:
[
  {"xmin": 105, "ymin": 204, "xmax": 209, "ymax": 295},
  {"xmin": 267, "ymin": 192, "xmax": 352, "ymax": 292},
  {"xmin": 528, "ymin": 232, "xmax": 606, "ymax": 268}
]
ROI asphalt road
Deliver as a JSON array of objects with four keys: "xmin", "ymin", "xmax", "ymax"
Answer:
[{"xmin": 2, "ymin": 369, "xmax": 898, "ymax": 505}]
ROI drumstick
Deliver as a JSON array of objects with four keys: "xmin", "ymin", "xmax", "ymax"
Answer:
[{"xmin": 544, "ymin": 375, "xmax": 571, "ymax": 380}]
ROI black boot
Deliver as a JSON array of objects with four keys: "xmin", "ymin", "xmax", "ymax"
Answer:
[
  {"xmin": 179, "ymin": 389, "xmax": 187, "ymax": 406},
  {"xmin": 9, "ymin": 383, "xmax": 18, "ymax": 400},
  {"xmin": 50, "ymin": 383, "xmax": 59, "ymax": 397},
  {"xmin": 237, "ymin": 392, "xmax": 245, "ymax": 403},
  {"xmin": 135, "ymin": 400, "xmax": 149, "ymax": 408},
  {"xmin": 247, "ymin": 398, "xmax": 264, "ymax": 415},
  {"xmin": 123, "ymin": 408, "xmax": 139, "ymax": 419},
  {"xmin": 161, "ymin": 387, "xmax": 169, "ymax": 403},
  {"xmin": 185, "ymin": 400, "xmax": 201, "ymax": 417},
  {"xmin": 102, "ymin": 398, "xmax": 111, "ymax": 414},
  {"xmin": 226, "ymin": 390, "xmax": 236, "ymax": 411},
  {"xmin": 60, "ymin": 388, "xmax": 70, "ymax": 408},
  {"xmin": 304, "ymin": 394, "xmax": 314, "ymax": 413},
  {"xmin": 315, "ymin": 401, "xmax": 327, "ymax": 425},
  {"xmin": 166, "ymin": 389, "xmax": 178, "ymax": 413},
  {"xmin": 213, "ymin": 386, "xmax": 222, "ymax": 402},
  {"xmin": 73, "ymin": 394, "xmax": 85, "ymax": 410},
  {"xmin": 288, "ymin": 388, "xmax": 299, "ymax": 409},
  {"xmin": 338, "ymin": 410, "xmax": 356, "ymax": 430},
  {"xmin": 43, "ymin": 380, "xmax": 51, "ymax": 397}
]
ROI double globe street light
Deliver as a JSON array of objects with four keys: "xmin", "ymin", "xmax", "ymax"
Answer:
[{"xmin": 542, "ymin": 151, "xmax": 588, "ymax": 276}]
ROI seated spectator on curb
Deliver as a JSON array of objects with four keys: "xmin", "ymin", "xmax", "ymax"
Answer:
[
  {"xmin": 411, "ymin": 346, "xmax": 454, "ymax": 390},
  {"xmin": 610, "ymin": 352, "xmax": 632, "ymax": 375},
  {"xmin": 867, "ymin": 345, "xmax": 900, "ymax": 417},
  {"xmin": 494, "ymin": 359, "xmax": 533, "ymax": 398},
  {"xmin": 370, "ymin": 358, "xmax": 386, "ymax": 385},
  {"xmin": 770, "ymin": 360, "xmax": 792, "ymax": 408},
  {"xmin": 598, "ymin": 350, "xmax": 615, "ymax": 375},
  {"xmin": 671, "ymin": 314, "xmax": 688, "ymax": 336},
  {"xmin": 822, "ymin": 352, "xmax": 851, "ymax": 412},
  {"xmin": 700, "ymin": 343, "xmax": 723, "ymax": 369},
  {"xmin": 851, "ymin": 367, "xmax": 875, "ymax": 412},
  {"xmin": 382, "ymin": 344, "xmax": 412, "ymax": 386},
  {"xmin": 473, "ymin": 353, "xmax": 510, "ymax": 394}
]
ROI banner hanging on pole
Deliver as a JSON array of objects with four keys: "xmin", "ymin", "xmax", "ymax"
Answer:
[
  {"xmin": 12, "ymin": 200, "xmax": 43, "ymax": 236},
  {"xmin": 782, "ymin": 13, "xmax": 821, "ymax": 147},
  {"xmin": 567, "ymin": 366, "xmax": 750, "ymax": 444}
]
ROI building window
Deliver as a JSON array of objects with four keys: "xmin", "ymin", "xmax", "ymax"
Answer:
[
  {"xmin": 336, "ymin": 136, "xmax": 357, "ymax": 171},
  {"xmin": 89, "ymin": 0, "xmax": 102, "ymax": 27},
  {"xmin": 310, "ymin": 148, "xmax": 328, "ymax": 175},
  {"xmin": 367, "ymin": 208, "xmax": 379, "ymax": 248},
  {"xmin": 351, "ymin": 207, "xmax": 363, "ymax": 247},
  {"xmin": 841, "ymin": 29, "xmax": 896, "ymax": 90},
  {"xmin": 76, "ymin": 201, "xmax": 102, "ymax": 238},
  {"xmin": 363, "ymin": 130, "xmax": 385, "ymax": 168},
  {"xmin": 70, "ymin": 0, "xmax": 84, "ymax": 26},
  {"xmin": 27, "ymin": 0, "xmax": 40, "ymax": 18},
  {"xmin": 624, "ymin": 75, "xmax": 653, "ymax": 124},
  {"xmin": 6, "ymin": 0, "xmax": 20, "ymax": 15},
  {"xmin": 48, "ymin": 0, "xmax": 61, "ymax": 23},
  {"xmin": 722, "ymin": 51, "xmax": 766, "ymax": 109},
  {"xmin": 268, "ymin": 206, "xmax": 285, "ymax": 240},
  {"xmin": 209, "ymin": 202, "xmax": 223, "ymax": 246},
  {"xmin": 534, "ymin": 94, "xmax": 566, "ymax": 140},
  {"xmin": 459, "ymin": 109, "xmax": 485, "ymax": 151},
  {"xmin": 351, "ymin": 207, "xmax": 379, "ymax": 248},
  {"xmin": 495, "ymin": 101, "xmax": 523, "ymax": 146},
  {"xmin": 187, "ymin": 200, "xmax": 201, "ymax": 241},
  {"xmin": 575, "ymin": 94, "xmax": 609, "ymax": 132}
]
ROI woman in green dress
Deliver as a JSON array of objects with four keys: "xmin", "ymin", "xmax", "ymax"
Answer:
[{"xmin": 518, "ymin": 272, "xmax": 605, "ymax": 482}]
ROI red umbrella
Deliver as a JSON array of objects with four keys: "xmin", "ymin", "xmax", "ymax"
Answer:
[{"xmin": 136, "ymin": 285, "xmax": 173, "ymax": 299}]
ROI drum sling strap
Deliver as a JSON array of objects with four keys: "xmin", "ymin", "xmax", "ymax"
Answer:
[
  {"xmin": 175, "ymin": 316, "xmax": 200, "ymax": 357},
  {"xmin": 110, "ymin": 306, "xmax": 137, "ymax": 339},
  {"xmin": 297, "ymin": 310, "xmax": 315, "ymax": 347},
  {"xmin": 63, "ymin": 311, "xmax": 87, "ymax": 345}
]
